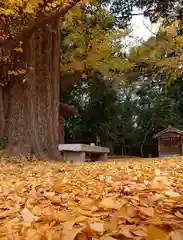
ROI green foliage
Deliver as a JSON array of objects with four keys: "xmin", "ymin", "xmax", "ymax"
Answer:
[
  {"xmin": 100, "ymin": 0, "xmax": 180, "ymax": 27},
  {"xmin": 62, "ymin": 71, "xmax": 183, "ymax": 157},
  {"xmin": 62, "ymin": 73, "xmax": 120, "ymax": 145}
]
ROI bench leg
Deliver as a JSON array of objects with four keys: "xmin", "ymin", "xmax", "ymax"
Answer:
[
  {"xmin": 63, "ymin": 152, "xmax": 86, "ymax": 162},
  {"xmin": 91, "ymin": 153, "xmax": 108, "ymax": 162}
]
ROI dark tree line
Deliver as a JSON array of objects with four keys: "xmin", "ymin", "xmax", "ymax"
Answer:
[{"xmin": 62, "ymin": 70, "xmax": 183, "ymax": 157}]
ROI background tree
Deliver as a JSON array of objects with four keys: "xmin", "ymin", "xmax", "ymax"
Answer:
[
  {"xmin": 63, "ymin": 76, "xmax": 183, "ymax": 156},
  {"xmin": 62, "ymin": 73, "xmax": 120, "ymax": 147},
  {"xmin": 61, "ymin": 0, "xmax": 183, "ymax": 157},
  {"xmin": 60, "ymin": 3, "xmax": 130, "ymax": 88}
]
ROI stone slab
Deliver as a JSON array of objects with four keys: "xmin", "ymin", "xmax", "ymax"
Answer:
[
  {"xmin": 58, "ymin": 144, "xmax": 109, "ymax": 153},
  {"xmin": 63, "ymin": 152, "xmax": 86, "ymax": 162}
]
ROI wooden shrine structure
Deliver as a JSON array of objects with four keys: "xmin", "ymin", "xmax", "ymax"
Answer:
[{"xmin": 154, "ymin": 125, "xmax": 183, "ymax": 157}]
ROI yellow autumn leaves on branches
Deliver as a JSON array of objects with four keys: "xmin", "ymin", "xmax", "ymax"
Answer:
[
  {"xmin": 61, "ymin": 3, "xmax": 130, "ymax": 80},
  {"xmin": 0, "ymin": 0, "xmax": 66, "ymax": 16},
  {"xmin": 0, "ymin": 0, "xmax": 129, "ymax": 81},
  {"xmin": 0, "ymin": 0, "xmax": 80, "ymax": 43}
]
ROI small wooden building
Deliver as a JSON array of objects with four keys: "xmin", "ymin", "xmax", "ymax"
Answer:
[{"xmin": 154, "ymin": 125, "xmax": 183, "ymax": 157}]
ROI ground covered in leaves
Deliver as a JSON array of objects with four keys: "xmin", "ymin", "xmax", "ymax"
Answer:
[{"xmin": 1, "ymin": 158, "xmax": 183, "ymax": 239}]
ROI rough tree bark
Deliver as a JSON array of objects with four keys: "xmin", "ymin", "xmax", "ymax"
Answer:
[
  {"xmin": 1, "ymin": 21, "xmax": 62, "ymax": 160},
  {"xmin": 0, "ymin": 87, "xmax": 5, "ymax": 137},
  {"xmin": 0, "ymin": 0, "xmax": 81, "ymax": 160}
]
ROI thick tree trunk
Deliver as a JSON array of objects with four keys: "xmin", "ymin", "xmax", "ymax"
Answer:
[
  {"xmin": 0, "ymin": 86, "xmax": 5, "ymax": 137},
  {"xmin": 1, "ymin": 22, "xmax": 62, "ymax": 160},
  {"xmin": 59, "ymin": 117, "xmax": 65, "ymax": 144}
]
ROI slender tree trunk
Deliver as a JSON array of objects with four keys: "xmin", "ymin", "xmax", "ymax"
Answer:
[
  {"xmin": 1, "ymin": 22, "xmax": 62, "ymax": 160},
  {"xmin": 140, "ymin": 124, "xmax": 153, "ymax": 157}
]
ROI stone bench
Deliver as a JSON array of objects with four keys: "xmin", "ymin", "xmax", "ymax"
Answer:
[{"xmin": 58, "ymin": 144, "xmax": 110, "ymax": 162}]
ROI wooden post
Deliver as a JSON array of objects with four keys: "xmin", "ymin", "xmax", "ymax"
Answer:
[
  {"xmin": 181, "ymin": 136, "xmax": 183, "ymax": 156},
  {"xmin": 58, "ymin": 116, "xmax": 64, "ymax": 144},
  {"xmin": 158, "ymin": 138, "xmax": 160, "ymax": 157}
]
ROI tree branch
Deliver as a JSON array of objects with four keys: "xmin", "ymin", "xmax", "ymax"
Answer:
[{"xmin": 0, "ymin": 0, "xmax": 80, "ymax": 48}]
